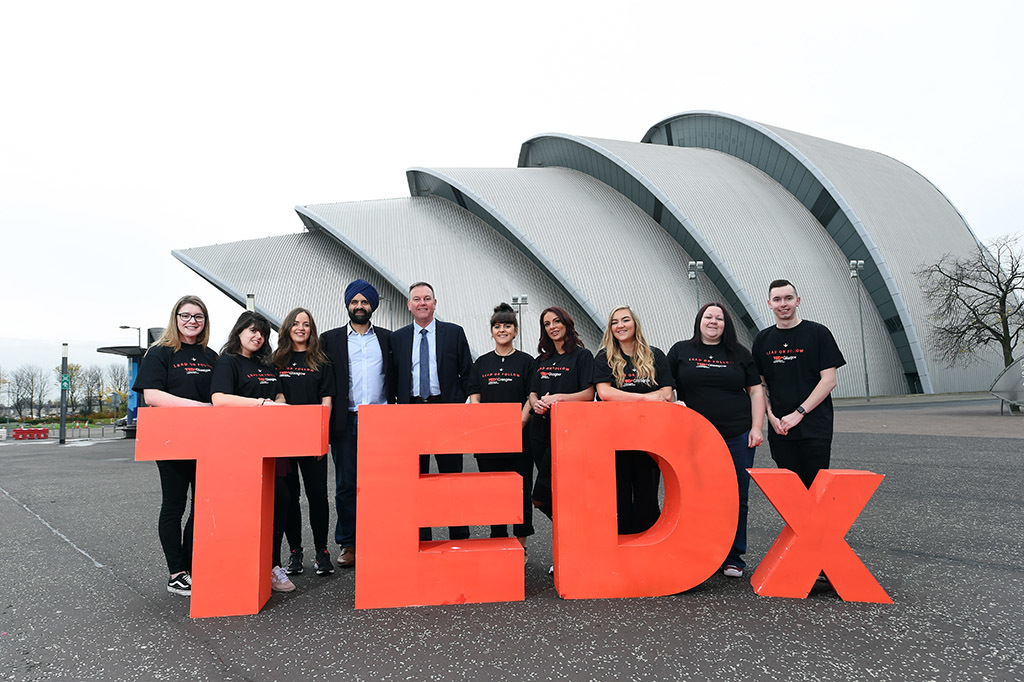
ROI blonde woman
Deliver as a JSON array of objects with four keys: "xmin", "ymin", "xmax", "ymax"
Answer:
[
  {"xmin": 593, "ymin": 306, "xmax": 673, "ymax": 534},
  {"xmin": 132, "ymin": 295, "xmax": 217, "ymax": 597}
]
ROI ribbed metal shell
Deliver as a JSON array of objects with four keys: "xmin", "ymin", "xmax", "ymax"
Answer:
[
  {"xmin": 297, "ymin": 196, "xmax": 602, "ymax": 354},
  {"xmin": 408, "ymin": 166, "xmax": 749, "ymax": 351},
  {"xmin": 519, "ymin": 134, "xmax": 907, "ymax": 398},
  {"xmin": 762, "ymin": 123, "xmax": 1005, "ymax": 393},
  {"xmin": 644, "ymin": 110, "xmax": 1005, "ymax": 394},
  {"xmin": 173, "ymin": 231, "xmax": 411, "ymax": 332}
]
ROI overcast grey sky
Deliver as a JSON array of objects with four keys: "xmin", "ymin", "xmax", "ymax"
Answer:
[{"xmin": 2, "ymin": 0, "xmax": 1021, "ymax": 378}]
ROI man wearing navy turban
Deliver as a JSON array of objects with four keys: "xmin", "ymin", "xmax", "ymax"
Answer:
[{"xmin": 320, "ymin": 279, "xmax": 395, "ymax": 568}]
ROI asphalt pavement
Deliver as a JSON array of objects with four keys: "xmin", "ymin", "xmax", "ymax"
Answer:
[{"xmin": 0, "ymin": 397, "xmax": 1021, "ymax": 681}]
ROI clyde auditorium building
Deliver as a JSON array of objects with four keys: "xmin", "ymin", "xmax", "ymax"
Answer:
[{"xmin": 174, "ymin": 111, "xmax": 1002, "ymax": 398}]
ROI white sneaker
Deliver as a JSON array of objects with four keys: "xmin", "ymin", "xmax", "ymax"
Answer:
[
  {"xmin": 271, "ymin": 565, "xmax": 296, "ymax": 592},
  {"xmin": 723, "ymin": 565, "xmax": 743, "ymax": 578}
]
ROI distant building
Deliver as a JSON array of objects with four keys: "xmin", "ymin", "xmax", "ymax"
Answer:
[{"xmin": 175, "ymin": 111, "xmax": 1002, "ymax": 397}]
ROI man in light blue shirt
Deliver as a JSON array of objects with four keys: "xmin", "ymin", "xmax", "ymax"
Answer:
[{"xmin": 320, "ymin": 280, "xmax": 395, "ymax": 568}]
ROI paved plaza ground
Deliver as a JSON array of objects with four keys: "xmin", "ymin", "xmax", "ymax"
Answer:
[{"xmin": 1, "ymin": 396, "xmax": 1021, "ymax": 681}]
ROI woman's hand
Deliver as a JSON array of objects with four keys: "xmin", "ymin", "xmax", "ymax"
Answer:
[{"xmin": 748, "ymin": 429, "xmax": 764, "ymax": 448}]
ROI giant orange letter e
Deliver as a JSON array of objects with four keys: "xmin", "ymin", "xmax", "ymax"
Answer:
[
  {"xmin": 355, "ymin": 403, "xmax": 525, "ymax": 609},
  {"xmin": 135, "ymin": 405, "xmax": 329, "ymax": 618},
  {"xmin": 551, "ymin": 402, "xmax": 738, "ymax": 599},
  {"xmin": 748, "ymin": 468, "xmax": 892, "ymax": 603}
]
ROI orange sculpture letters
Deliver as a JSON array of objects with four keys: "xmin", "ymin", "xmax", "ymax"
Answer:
[
  {"xmin": 551, "ymin": 401, "xmax": 738, "ymax": 598},
  {"xmin": 748, "ymin": 468, "xmax": 892, "ymax": 604},
  {"xmin": 135, "ymin": 405, "xmax": 329, "ymax": 618},
  {"xmin": 354, "ymin": 403, "xmax": 525, "ymax": 609}
]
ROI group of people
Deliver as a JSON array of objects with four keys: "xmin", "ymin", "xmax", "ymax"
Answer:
[{"xmin": 133, "ymin": 277, "xmax": 845, "ymax": 597}]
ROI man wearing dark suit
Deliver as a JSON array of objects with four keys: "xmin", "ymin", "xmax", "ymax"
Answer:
[
  {"xmin": 321, "ymin": 279, "xmax": 395, "ymax": 568},
  {"xmin": 391, "ymin": 281, "xmax": 478, "ymax": 541}
]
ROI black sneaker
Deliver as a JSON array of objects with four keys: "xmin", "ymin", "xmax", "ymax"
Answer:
[
  {"xmin": 286, "ymin": 548, "xmax": 304, "ymax": 575},
  {"xmin": 314, "ymin": 549, "xmax": 335, "ymax": 575},
  {"xmin": 167, "ymin": 572, "xmax": 191, "ymax": 596}
]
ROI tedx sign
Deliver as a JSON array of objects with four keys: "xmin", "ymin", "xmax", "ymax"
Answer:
[{"xmin": 136, "ymin": 402, "xmax": 890, "ymax": 618}]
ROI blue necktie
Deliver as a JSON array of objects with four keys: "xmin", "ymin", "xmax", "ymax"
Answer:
[{"xmin": 419, "ymin": 328, "xmax": 430, "ymax": 398}]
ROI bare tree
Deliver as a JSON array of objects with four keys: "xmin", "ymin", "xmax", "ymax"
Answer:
[
  {"xmin": 107, "ymin": 363, "xmax": 130, "ymax": 416},
  {"xmin": 82, "ymin": 365, "xmax": 106, "ymax": 414},
  {"xmin": 53, "ymin": 362, "xmax": 83, "ymax": 411},
  {"xmin": 916, "ymin": 233, "xmax": 1024, "ymax": 370},
  {"xmin": 29, "ymin": 365, "xmax": 51, "ymax": 418},
  {"xmin": 9, "ymin": 365, "xmax": 50, "ymax": 419}
]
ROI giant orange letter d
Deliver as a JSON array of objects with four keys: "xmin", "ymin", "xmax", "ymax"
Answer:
[{"xmin": 552, "ymin": 402, "xmax": 738, "ymax": 599}]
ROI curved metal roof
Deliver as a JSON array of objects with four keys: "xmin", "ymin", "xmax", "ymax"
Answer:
[
  {"xmin": 297, "ymin": 195, "xmax": 602, "ymax": 353},
  {"xmin": 519, "ymin": 134, "xmax": 908, "ymax": 397},
  {"xmin": 643, "ymin": 111, "xmax": 937, "ymax": 393},
  {"xmin": 173, "ymin": 230, "xmax": 411, "ymax": 332},
  {"xmin": 408, "ymin": 166, "xmax": 749, "ymax": 350}
]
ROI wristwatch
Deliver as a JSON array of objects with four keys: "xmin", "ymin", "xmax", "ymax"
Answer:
[{"xmin": 796, "ymin": 405, "xmax": 806, "ymax": 414}]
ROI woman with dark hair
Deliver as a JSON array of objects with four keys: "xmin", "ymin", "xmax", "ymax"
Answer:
[
  {"xmin": 273, "ymin": 307, "xmax": 336, "ymax": 577},
  {"xmin": 593, "ymin": 306, "xmax": 674, "ymax": 534},
  {"xmin": 132, "ymin": 295, "xmax": 217, "ymax": 597},
  {"xmin": 667, "ymin": 302, "xmax": 765, "ymax": 578},
  {"xmin": 210, "ymin": 311, "xmax": 295, "ymax": 593},
  {"xmin": 469, "ymin": 303, "xmax": 535, "ymax": 554},
  {"xmin": 528, "ymin": 306, "xmax": 595, "ymax": 530}
]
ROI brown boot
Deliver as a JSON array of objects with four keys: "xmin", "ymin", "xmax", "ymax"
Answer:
[{"xmin": 337, "ymin": 545, "xmax": 355, "ymax": 568}]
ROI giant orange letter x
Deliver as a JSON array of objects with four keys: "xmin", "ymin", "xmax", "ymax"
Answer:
[
  {"xmin": 135, "ymin": 405, "xmax": 330, "ymax": 618},
  {"xmin": 748, "ymin": 468, "xmax": 892, "ymax": 603}
]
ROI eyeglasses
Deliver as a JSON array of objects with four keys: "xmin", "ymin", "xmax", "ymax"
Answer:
[{"xmin": 177, "ymin": 313, "xmax": 206, "ymax": 322}]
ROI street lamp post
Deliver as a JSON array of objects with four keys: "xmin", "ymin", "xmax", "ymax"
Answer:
[
  {"xmin": 687, "ymin": 260, "xmax": 704, "ymax": 311},
  {"xmin": 59, "ymin": 343, "xmax": 68, "ymax": 445},
  {"xmin": 119, "ymin": 325, "xmax": 141, "ymax": 348},
  {"xmin": 849, "ymin": 260, "xmax": 869, "ymax": 401},
  {"xmin": 246, "ymin": 294, "xmax": 255, "ymax": 312},
  {"xmin": 510, "ymin": 294, "xmax": 529, "ymax": 350}
]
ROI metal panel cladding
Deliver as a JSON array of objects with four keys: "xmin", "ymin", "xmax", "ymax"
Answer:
[
  {"xmin": 409, "ymin": 166, "xmax": 746, "ymax": 353},
  {"xmin": 298, "ymin": 195, "xmax": 602, "ymax": 354},
  {"xmin": 173, "ymin": 230, "xmax": 411, "ymax": 333}
]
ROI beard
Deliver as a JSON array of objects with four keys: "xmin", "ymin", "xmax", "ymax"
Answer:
[{"xmin": 348, "ymin": 308, "xmax": 372, "ymax": 325}]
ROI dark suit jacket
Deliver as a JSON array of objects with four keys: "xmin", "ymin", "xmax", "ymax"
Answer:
[
  {"xmin": 321, "ymin": 323, "xmax": 395, "ymax": 442},
  {"xmin": 391, "ymin": 320, "xmax": 477, "ymax": 404}
]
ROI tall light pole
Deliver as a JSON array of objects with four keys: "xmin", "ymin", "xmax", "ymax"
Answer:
[
  {"xmin": 687, "ymin": 260, "xmax": 704, "ymax": 311},
  {"xmin": 511, "ymin": 294, "xmax": 529, "ymax": 350},
  {"xmin": 119, "ymin": 325, "xmax": 141, "ymax": 348},
  {"xmin": 59, "ymin": 343, "xmax": 68, "ymax": 445},
  {"xmin": 245, "ymin": 294, "xmax": 255, "ymax": 312},
  {"xmin": 849, "ymin": 260, "xmax": 869, "ymax": 401}
]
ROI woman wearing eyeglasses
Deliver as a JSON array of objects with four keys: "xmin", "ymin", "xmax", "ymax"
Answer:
[
  {"xmin": 210, "ymin": 311, "xmax": 294, "ymax": 593},
  {"xmin": 132, "ymin": 295, "xmax": 218, "ymax": 597},
  {"xmin": 273, "ymin": 308, "xmax": 336, "ymax": 577}
]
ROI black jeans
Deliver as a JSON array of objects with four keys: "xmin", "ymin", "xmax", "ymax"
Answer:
[
  {"xmin": 273, "ymin": 471, "xmax": 293, "ymax": 567},
  {"xmin": 474, "ymin": 426, "xmax": 534, "ymax": 538},
  {"xmin": 768, "ymin": 436, "xmax": 832, "ymax": 488},
  {"xmin": 284, "ymin": 455, "xmax": 330, "ymax": 553},
  {"xmin": 156, "ymin": 459, "xmax": 195, "ymax": 575},
  {"xmin": 615, "ymin": 451, "xmax": 661, "ymax": 534}
]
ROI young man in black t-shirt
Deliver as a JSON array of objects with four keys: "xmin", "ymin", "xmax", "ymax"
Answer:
[{"xmin": 752, "ymin": 279, "xmax": 846, "ymax": 488}]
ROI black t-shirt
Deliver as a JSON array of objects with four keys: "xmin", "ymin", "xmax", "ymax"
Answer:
[
  {"xmin": 668, "ymin": 341, "xmax": 760, "ymax": 438},
  {"xmin": 474, "ymin": 350, "xmax": 534, "ymax": 405},
  {"xmin": 132, "ymin": 343, "xmax": 218, "ymax": 403},
  {"xmin": 275, "ymin": 351, "xmax": 336, "ymax": 406},
  {"xmin": 592, "ymin": 346, "xmax": 673, "ymax": 395},
  {"xmin": 752, "ymin": 319, "xmax": 846, "ymax": 440},
  {"xmin": 210, "ymin": 353, "xmax": 280, "ymax": 401},
  {"xmin": 530, "ymin": 346, "xmax": 595, "ymax": 399}
]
